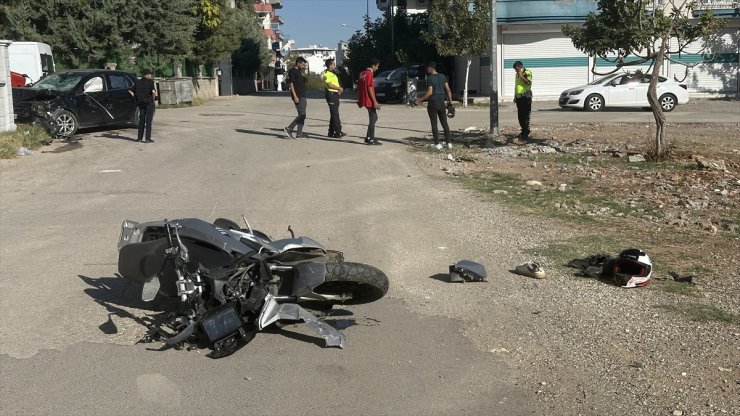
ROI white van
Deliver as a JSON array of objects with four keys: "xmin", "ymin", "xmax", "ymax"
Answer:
[{"xmin": 8, "ymin": 41, "xmax": 55, "ymax": 85}]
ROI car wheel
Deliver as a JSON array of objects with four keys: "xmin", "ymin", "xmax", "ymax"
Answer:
[
  {"xmin": 52, "ymin": 109, "xmax": 78, "ymax": 136},
  {"xmin": 132, "ymin": 107, "xmax": 140, "ymax": 126},
  {"xmin": 659, "ymin": 94, "xmax": 677, "ymax": 112},
  {"xmin": 584, "ymin": 94, "xmax": 604, "ymax": 111}
]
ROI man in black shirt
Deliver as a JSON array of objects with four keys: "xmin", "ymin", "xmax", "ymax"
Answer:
[
  {"xmin": 284, "ymin": 57, "xmax": 308, "ymax": 139},
  {"xmin": 129, "ymin": 69, "xmax": 157, "ymax": 143}
]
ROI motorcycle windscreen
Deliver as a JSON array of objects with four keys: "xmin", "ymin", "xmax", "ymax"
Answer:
[{"xmin": 118, "ymin": 238, "xmax": 168, "ymax": 284}]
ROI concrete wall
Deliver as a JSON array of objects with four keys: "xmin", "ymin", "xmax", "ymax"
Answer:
[{"xmin": 0, "ymin": 40, "xmax": 16, "ymax": 132}]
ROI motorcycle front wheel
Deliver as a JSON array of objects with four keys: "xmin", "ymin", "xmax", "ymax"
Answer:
[{"xmin": 315, "ymin": 262, "xmax": 389, "ymax": 305}]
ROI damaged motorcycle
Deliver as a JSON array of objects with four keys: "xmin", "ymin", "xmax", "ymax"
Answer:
[{"xmin": 117, "ymin": 217, "xmax": 389, "ymax": 357}]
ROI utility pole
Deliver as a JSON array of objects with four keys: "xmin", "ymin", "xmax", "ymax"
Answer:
[
  {"xmin": 389, "ymin": 0, "xmax": 395, "ymax": 57},
  {"xmin": 489, "ymin": 0, "xmax": 499, "ymax": 138}
]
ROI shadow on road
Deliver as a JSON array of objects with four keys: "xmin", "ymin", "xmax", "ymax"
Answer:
[{"xmin": 79, "ymin": 275, "xmax": 172, "ymax": 335}]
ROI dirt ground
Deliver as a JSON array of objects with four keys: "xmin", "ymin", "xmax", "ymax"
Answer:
[{"xmin": 412, "ymin": 120, "xmax": 740, "ymax": 297}]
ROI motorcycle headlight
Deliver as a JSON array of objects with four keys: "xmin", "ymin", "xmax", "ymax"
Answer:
[{"xmin": 569, "ymin": 89, "xmax": 584, "ymax": 96}]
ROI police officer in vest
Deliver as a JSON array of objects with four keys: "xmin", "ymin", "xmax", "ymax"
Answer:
[
  {"xmin": 513, "ymin": 60, "xmax": 533, "ymax": 140},
  {"xmin": 322, "ymin": 59, "xmax": 346, "ymax": 138}
]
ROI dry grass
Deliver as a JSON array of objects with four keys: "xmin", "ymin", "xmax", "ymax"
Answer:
[{"xmin": 0, "ymin": 125, "xmax": 51, "ymax": 159}]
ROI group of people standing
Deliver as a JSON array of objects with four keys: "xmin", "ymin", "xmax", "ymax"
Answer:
[{"xmin": 283, "ymin": 57, "xmax": 534, "ymax": 146}]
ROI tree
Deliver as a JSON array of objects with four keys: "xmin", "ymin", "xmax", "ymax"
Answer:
[
  {"xmin": 423, "ymin": 0, "xmax": 490, "ymax": 107},
  {"xmin": 345, "ymin": 13, "xmax": 439, "ymax": 81},
  {"xmin": 563, "ymin": 0, "xmax": 724, "ymax": 158}
]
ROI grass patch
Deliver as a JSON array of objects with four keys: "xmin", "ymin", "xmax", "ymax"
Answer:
[
  {"xmin": 650, "ymin": 280, "xmax": 702, "ymax": 297},
  {"xmin": 0, "ymin": 124, "xmax": 51, "ymax": 159},
  {"xmin": 654, "ymin": 303, "xmax": 739, "ymax": 325},
  {"xmin": 525, "ymin": 234, "xmax": 627, "ymax": 267}
]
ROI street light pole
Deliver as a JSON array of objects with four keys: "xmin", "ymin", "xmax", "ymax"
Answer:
[
  {"xmin": 489, "ymin": 0, "xmax": 499, "ymax": 138},
  {"xmin": 389, "ymin": 0, "xmax": 395, "ymax": 57}
]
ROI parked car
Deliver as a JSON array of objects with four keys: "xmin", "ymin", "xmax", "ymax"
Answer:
[
  {"xmin": 12, "ymin": 69, "xmax": 139, "ymax": 136},
  {"xmin": 373, "ymin": 70, "xmax": 392, "ymax": 89},
  {"xmin": 375, "ymin": 65, "xmax": 426, "ymax": 103},
  {"xmin": 559, "ymin": 73, "xmax": 689, "ymax": 112}
]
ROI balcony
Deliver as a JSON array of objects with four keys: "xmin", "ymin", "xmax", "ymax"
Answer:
[{"xmin": 693, "ymin": 0, "xmax": 740, "ymax": 17}]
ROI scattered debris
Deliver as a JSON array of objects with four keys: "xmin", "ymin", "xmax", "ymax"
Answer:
[
  {"xmin": 16, "ymin": 146, "xmax": 32, "ymax": 156},
  {"xmin": 525, "ymin": 180, "xmax": 543, "ymax": 186},
  {"xmin": 513, "ymin": 261, "xmax": 546, "ymax": 279},
  {"xmin": 448, "ymin": 260, "xmax": 488, "ymax": 283},
  {"xmin": 567, "ymin": 254, "xmax": 616, "ymax": 278},
  {"xmin": 695, "ymin": 157, "xmax": 728, "ymax": 172},
  {"xmin": 669, "ymin": 271, "xmax": 694, "ymax": 284},
  {"xmin": 628, "ymin": 154, "xmax": 646, "ymax": 163}
]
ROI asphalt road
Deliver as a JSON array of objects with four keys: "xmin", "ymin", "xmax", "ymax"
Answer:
[{"xmin": 0, "ymin": 93, "xmax": 737, "ymax": 415}]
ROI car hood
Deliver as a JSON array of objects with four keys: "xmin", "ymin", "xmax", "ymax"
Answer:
[
  {"xmin": 12, "ymin": 87, "xmax": 64, "ymax": 102},
  {"xmin": 561, "ymin": 83, "xmax": 593, "ymax": 94}
]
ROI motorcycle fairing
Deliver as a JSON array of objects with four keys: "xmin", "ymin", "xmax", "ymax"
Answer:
[
  {"xmin": 292, "ymin": 262, "xmax": 329, "ymax": 299},
  {"xmin": 119, "ymin": 218, "xmax": 253, "ymax": 255},
  {"xmin": 117, "ymin": 238, "xmax": 168, "ymax": 284},
  {"xmin": 257, "ymin": 295, "xmax": 345, "ymax": 348}
]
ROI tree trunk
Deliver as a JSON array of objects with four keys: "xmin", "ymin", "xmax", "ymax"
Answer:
[
  {"xmin": 463, "ymin": 56, "xmax": 471, "ymax": 108},
  {"xmin": 647, "ymin": 34, "xmax": 670, "ymax": 158}
]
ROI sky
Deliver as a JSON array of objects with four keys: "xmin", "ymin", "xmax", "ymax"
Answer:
[{"xmin": 278, "ymin": 0, "xmax": 384, "ymax": 49}]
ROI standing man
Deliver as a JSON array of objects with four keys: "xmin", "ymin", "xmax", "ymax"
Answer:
[
  {"xmin": 284, "ymin": 57, "xmax": 308, "ymax": 139},
  {"xmin": 322, "ymin": 59, "xmax": 346, "ymax": 138},
  {"xmin": 129, "ymin": 68, "xmax": 157, "ymax": 143},
  {"xmin": 357, "ymin": 58, "xmax": 382, "ymax": 145},
  {"xmin": 513, "ymin": 60, "xmax": 533, "ymax": 140},
  {"xmin": 416, "ymin": 61, "xmax": 454, "ymax": 149}
]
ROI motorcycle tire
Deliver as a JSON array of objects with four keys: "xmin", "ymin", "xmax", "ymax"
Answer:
[{"xmin": 315, "ymin": 262, "xmax": 389, "ymax": 305}]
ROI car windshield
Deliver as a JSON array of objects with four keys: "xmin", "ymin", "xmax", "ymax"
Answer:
[
  {"xmin": 388, "ymin": 68, "xmax": 406, "ymax": 81},
  {"xmin": 376, "ymin": 71, "xmax": 391, "ymax": 79},
  {"xmin": 589, "ymin": 74, "xmax": 620, "ymax": 85},
  {"xmin": 31, "ymin": 73, "xmax": 84, "ymax": 91}
]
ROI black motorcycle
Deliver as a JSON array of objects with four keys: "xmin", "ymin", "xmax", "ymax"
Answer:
[{"xmin": 117, "ymin": 217, "xmax": 389, "ymax": 357}]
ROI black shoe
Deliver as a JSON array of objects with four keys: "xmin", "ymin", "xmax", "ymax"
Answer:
[
  {"xmin": 336, "ymin": 132, "xmax": 347, "ymax": 138},
  {"xmin": 367, "ymin": 140, "xmax": 382, "ymax": 146},
  {"xmin": 136, "ymin": 138, "xmax": 143, "ymax": 142},
  {"xmin": 295, "ymin": 133, "xmax": 308, "ymax": 139},
  {"xmin": 145, "ymin": 139, "xmax": 154, "ymax": 143}
]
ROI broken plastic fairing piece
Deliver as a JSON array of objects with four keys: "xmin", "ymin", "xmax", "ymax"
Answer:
[
  {"xmin": 258, "ymin": 295, "xmax": 345, "ymax": 348},
  {"xmin": 449, "ymin": 260, "xmax": 488, "ymax": 282}
]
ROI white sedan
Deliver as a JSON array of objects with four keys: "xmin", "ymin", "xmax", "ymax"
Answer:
[{"xmin": 559, "ymin": 73, "xmax": 689, "ymax": 112}]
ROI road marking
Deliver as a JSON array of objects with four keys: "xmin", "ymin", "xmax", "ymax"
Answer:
[{"xmin": 99, "ymin": 169, "xmax": 123, "ymax": 173}]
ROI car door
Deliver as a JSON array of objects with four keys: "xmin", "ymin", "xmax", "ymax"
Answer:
[
  {"xmin": 75, "ymin": 74, "xmax": 109, "ymax": 127},
  {"xmin": 605, "ymin": 75, "xmax": 638, "ymax": 107},
  {"xmin": 106, "ymin": 72, "xmax": 137, "ymax": 123}
]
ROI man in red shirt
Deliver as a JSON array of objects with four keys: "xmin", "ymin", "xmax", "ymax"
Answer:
[{"xmin": 357, "ymin": 58, "xmax": 382, "ymax": 145}]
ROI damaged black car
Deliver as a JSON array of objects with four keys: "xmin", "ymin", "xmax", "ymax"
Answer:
[{"xmin": 12, "ymin": 69, "xmax": 139, "ymax": 137}]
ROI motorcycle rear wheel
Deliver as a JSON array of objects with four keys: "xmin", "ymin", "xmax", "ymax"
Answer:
[{"xmin": 316, "ymin": 262, "xmax": 389, "ymax": 305}]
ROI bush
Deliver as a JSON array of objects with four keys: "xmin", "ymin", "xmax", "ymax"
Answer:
[
  {"xmin": 0, "ymin": 125, "xmax": 52, "ymax": 159},
  {"xmin": 305, "ymin": 73, "xmax": 325, "ymax": 91}
]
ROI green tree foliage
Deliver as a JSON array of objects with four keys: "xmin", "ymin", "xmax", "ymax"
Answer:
[
  {"xmin": 194, "ymin": 0, "xmax": 222, "ymax": 28},
  {"xmin": 194, "ymin": 2, "xmax": 267, "ymax": 68},
  {"xmin": 423, "ymin": 0, "xmax": 490, "ymax": 107},
  {"xmin": 562, "ymin": 0, "xmax": 724, "ymax": 158},
  {"xmin": 1, "ymin": 0, "xmax": 269, "ymax": 77},
  {"xmin": 345, "ymin": 13, "xmax": 439, "ymax": 82}
]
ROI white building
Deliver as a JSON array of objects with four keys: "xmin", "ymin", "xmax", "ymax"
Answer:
[
  {"xmin": 376, "ymin": 0, "xmax": 739, "ymax": 99},
  {"xmin": 292, "ymin": 45, "xmax": 337, "ymax": 75}
]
